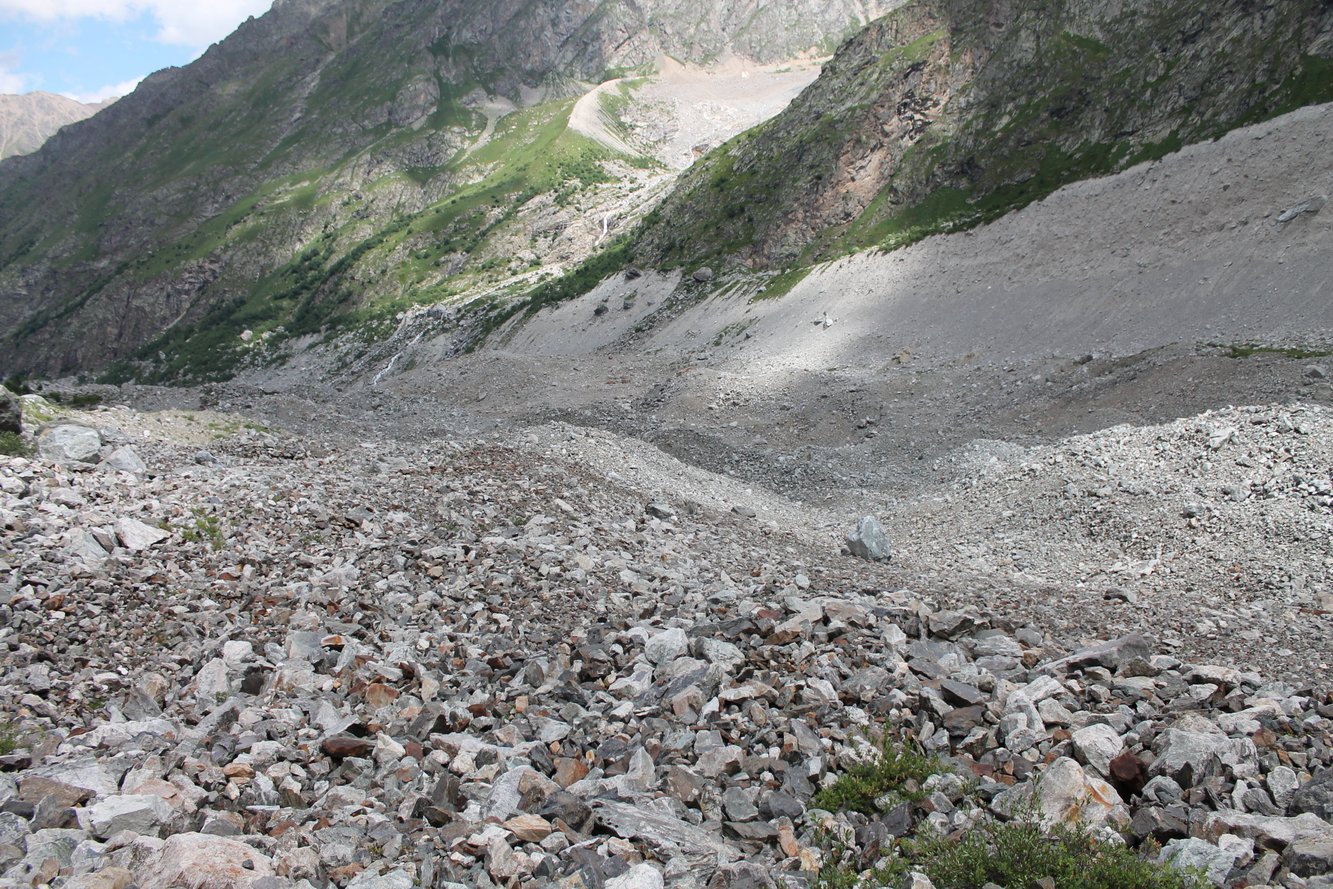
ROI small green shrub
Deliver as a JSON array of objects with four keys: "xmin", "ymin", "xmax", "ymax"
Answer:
[
  {"xmin": 812, "ymin": 827, "xmax": 903, "ymax": 889},
  {"xmin": 1218, "ymin": 342, "xmax": 1333, "ymax": 360},
  {"xmin": 0, "ymin": 432, "xmax": 31, "ymax": 457},
  {"xmin": 813, "ymin": 731, "xmax": 942, "ymax": 815},
  {"xmin": 45, "ymin": 391, "xmax": 103, "ymax": 408},
  {"xmin": 2, "ymin": 375, "xmax": 33, "ymax": 395},
  {"xmin": 181, "ymin": 509, "xmax": 226, "ymax": 550},
  {"xmin": 808, "ymin": 737, "xmax": 1206, "ymax": 889},
  {"xmin": 0, "ymin": 719, "xmax": 19, "ymax": 755},
  {"xmin": 903, "ymin": 818, "xmax": 1207, "ymax": 889}
]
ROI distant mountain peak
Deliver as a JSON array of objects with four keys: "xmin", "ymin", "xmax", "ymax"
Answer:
[{"xmin": 0, "ymin": 92, "xmax": 112, "ymax": 161}]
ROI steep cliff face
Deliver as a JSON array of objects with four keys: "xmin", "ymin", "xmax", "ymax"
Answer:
[
  {"xmin": 633, "ymin": 0, "xmax": 1333, "ymax": 270},
  {"xmin": 0, "ymin": 93, "xmax": 112, "ymax": 160},
  {"xmin": 0, "ymin": 0, "xmax": 893, "ymax": 379}
]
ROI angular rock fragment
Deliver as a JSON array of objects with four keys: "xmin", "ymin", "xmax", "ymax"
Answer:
[
  {"xmin": 846, "ymin": 515, "xmax": 891, "ymax": 561},
  {"xmin": 37, "ymin": 422, "xmax": 102, "ymax": 464}
]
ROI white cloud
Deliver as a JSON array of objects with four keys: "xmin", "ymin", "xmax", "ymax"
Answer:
[
  {"xmin": 0, "ymin": 1, "xmax": 273, "ymax": 48},
  {"xmin": 0, "ymin": 54, "xmax": 32, "ymax": 93},
  {"xmin": 64, "ymin": 74, "xmax": 141, "ymax": 103},
  {"xmin": 0, "ymin": 67, "xmax": 30, "ymax": 93}
]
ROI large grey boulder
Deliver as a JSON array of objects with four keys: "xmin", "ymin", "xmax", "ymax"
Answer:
[
  {"xmin": 1041, "ymin": 634, "xmax": 1151, "ymax": 674},
  {"xmin": 1286, "ymin": 834, "xmax": 1333, "ymax": 879},
  {"xmin": 37, "ymin": 422, "xmax": 102, "ymax": 464},
  {"xmin": 846, "ymin": 516, "xmax": 891, "ymax": 561},
  {"xmin": 135, "ymin": 833, "xmax": 274, "ymax": 888},
  {"xmin": 1151, "ymin": 723, "xmax": 1257, "ymax": 787},
  {"xmin": 1292, "ymin": 769, "xmax": 1333, "ymax": 820},
  {"xmin": 0, "ymin": 386, "xmax": 19, "ymax": 435},
  {"xmin": 1158, "ymin": 837, "xmax": 1249, "ymax": 886},
  {"xmin": 645, "ymin": 628, "xmax": 689, "ymax": 666},
  {"xmin": 79, "ymin": 794, "xmax": 172, "ymax": 839}
]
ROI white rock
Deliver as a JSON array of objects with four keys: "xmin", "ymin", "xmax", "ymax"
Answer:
[
  {"xmin": 220, "ymin": 641, "xmax": 254, "ymax": 668},
  {"xmin": 846, "ymin": 515, "xmax": 891, "ymax": 561},
  {"xmin": 1017, "ymin": 674, "xmax": 1065, "ymax": 704},
  {"xmin": 1159, "ymin": 837, "xmax": 1247, "ymax": 886},
  {"xmin": 1072, "ymin": 723, "xmax": 1125, "ymax": 777},
  {"xmin": 136, "ymin": 833, "xmax": 274, "ymax": 889},
  {"xmin": 37, "ymin": 422, "xmax": 102, "ymax": 464},
  {"xmin": 347, "ymin": 870, "xmax": 414, "ymax": 889},
  {"xmin": 699, "ymin": 638, "xmax": 744, "ymax": 669},
  {"xmin": 1152, "ymin": 727, "xmax": 1257, "ymax": 785},
  {"xmin": 69, "ymin": 719, "xmax": 176, "ymax": 750},
  {"xmin": 1204, "ymin": 810, "xmax": 1332, "ymax": 848},
  {"xmin": 619, "ymin": 747, "xmax": 656, "ymax": 794},
  {"xmin": 645, "ymin": 628, "xmax": 689, "ymax": 666},
  {"xmin": 25, "ymin": 759, "xmax": 125, "ymax": 796},
  {"xmin": 65, "ymin": 529, "xmax": 110, "ymax": 564},
  {"xmin": 374, "ymin": 732, "xmax": 407, "ymax": 766},
  {"xmin": 116, "ymin": 517, "xmax": 169, "ymax": 552},
  {"xmin": 1037, "ymin": 697, "xmax": 1074, "ymax": 726},
  {"xmin": 1036, "ymin": 757, "xmax": 1130, "ymax": 830},
  {"xmin": 486, "ymin": 833, "xmax": 533, "ymax": 880},
  {"xmin": 606, "ymin": 864, "xmax": 665, "ymax": 889},
  {"xmin": 193, "ymin": 658, "xmax": 231, "ymax": 705},
  {"xmin": 103, "ymin": 446, "xmax": 147, "ymax": 475},
  {"xmin": 80, "ymin": 794, "xmax": 173, "ymax": 839},
  {"xmin": 1268, "ymin": 765, "xmax": 1301, "ymax": 809}
]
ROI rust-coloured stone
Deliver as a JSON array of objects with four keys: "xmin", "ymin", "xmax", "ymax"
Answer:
[{"xmin": 1109, "ymin": 750, "xmax": 1148, "ymax": 799}]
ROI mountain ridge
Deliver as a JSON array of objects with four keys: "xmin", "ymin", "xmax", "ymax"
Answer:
[
  {"xmin": 2, "ymin": 0, "xmax": 1332, "ymax": 386},
  {"xmin": 632, "ymin": 0, "xmax": 1333, "ymax": 271},
  {"xmin": 0, "ymin": 0, "xmax": 896, "ymax": 379}
]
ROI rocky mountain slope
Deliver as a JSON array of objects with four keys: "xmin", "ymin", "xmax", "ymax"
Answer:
[
  {"xmin": 0, "ymin": 0, "xmax": 895, "ymax": 380},
  {"xmin": 0, "ymin": 93, "xmax": 111, "ymax": 161},
  {"xmin": 633, "ymin": 0, "xmax": 1333, "ymax": 269}
]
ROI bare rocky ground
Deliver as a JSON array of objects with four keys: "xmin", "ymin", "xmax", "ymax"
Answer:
[
  {"xmin": 2, "ymin": 391, "xmax": 1332, "ymax": 889},
  {"xmin": 1, "ymin": 104, "xmax": 1331, "ymax": 889}
]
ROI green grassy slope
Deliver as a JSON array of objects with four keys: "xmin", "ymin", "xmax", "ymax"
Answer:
[{"xmin": 0, "ymin": 0, "xmax": 897, "ymax": 382}]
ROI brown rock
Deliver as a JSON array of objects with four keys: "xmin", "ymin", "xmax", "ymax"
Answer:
[
  {"xmin": 553, "ymin": 757, "xmax": 589, "ymax": 788},
  {"xmin": 777, "ymin": 819, "xmax": 803, "ymax": 859},
  {"xmin": 19, "ymin": 775, "xmax": 93, "ymax": 808},
  {"xmin": 365, "ymin": 683, "xmax": 400, "ymax": 709},
  {"xmin": 1109, "ymin": 750, "xmax": 1148, "ymax": 800},
  {"xmin": 504, "ymin": 814, "xmax": 554, "ymax": 843},
  {"xmin": 321, "ymin": 735, "xmax": 373, "ymax": 760}
]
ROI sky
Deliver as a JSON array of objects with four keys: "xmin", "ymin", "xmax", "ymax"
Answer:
[{"xmin": 0, "ymin": 1, "xmax": 273, "ymax": 103}]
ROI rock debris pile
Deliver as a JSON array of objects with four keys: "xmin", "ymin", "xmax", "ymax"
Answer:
[
  {"xmin": 886, "ymin": 405, "xmax": 1333, "ymax": 683},
  {"xmin": 0, "ymin": 406, "xmax": 1330, "ymax": 889}
]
